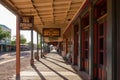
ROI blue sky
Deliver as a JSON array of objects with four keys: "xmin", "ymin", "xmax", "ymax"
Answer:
[{"xmin": 0, "ymin": 4, "xmax": 37, "ymax": 43}]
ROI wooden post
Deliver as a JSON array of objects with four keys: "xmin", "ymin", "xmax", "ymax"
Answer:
[
  {"xmin": 30, "ymin": 25, "xmax": 34, "ymax": 65},
  {"xmin": 36, "ymin": 32, "xmax": 39, "ymax": 60},
  {"xmin": 40, "ymin": 35, "xmax": 43, "ymax": 58},
  {"xmin": 42, "ymin": 37, "xmax": 45, "ymax": 57},
  {"xmin": 16, "ymin": 16, "xmax": 20, "ymax": 77},
  {"xmin": 89, "ymin": 2, "xmax": 94, "ymax": 79},
  {"xmin": 107, "ymin": 0, "xmax": 117, "ymax": 80}
]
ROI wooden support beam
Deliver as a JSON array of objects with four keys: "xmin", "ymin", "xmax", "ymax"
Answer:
[
  {"xmin": 89, "ymin": 3, "xmax": 94, "ymax": 79},
  {"xmin": 30, "ymin": 25, "xmax": 34, "ymax": 65},
  {"xmin": 16, "ymin": 16, "xmax": 20, "ymax": 77},
  {"xmin": 40, "ymin": 35, "xmax": 43, "ymax": 58},
  {"xmin": 36, "ymin": 32, "xmax": 39, "ymax": 61},
  {"xmin": 40, "ymin": 35, "xmax": 41, "ymax": 58}
]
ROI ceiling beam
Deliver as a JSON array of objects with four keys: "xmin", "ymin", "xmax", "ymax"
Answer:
[{"xmin": 31, "ymin": 0, "xmax": 44, "ymax": 25}]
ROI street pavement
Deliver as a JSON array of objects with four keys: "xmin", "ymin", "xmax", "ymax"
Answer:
[{"xmin": 10, "ymin": 53, "xmax": 83, "ymax": 80}]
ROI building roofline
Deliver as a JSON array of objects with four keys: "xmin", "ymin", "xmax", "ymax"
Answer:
[{"xmin": 0, "ymin": 24, "xmax": 11, "ymax": 30}]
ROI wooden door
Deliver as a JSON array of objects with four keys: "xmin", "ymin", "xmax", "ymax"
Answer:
[
  {"xmin": 94, "ymin": 19, "xmax": 107, "ymax": 80},
  {"xmin": 81, "ymin": 27, "xmax": 89, "ymax": 73},
  {"xmin": 74, "ymin": 25, "xmax": 79, "ymax": 65}
]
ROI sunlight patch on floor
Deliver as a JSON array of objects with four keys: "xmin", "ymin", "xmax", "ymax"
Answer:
[{"xmin": 20, "ymin": 71, "xmax": 78, "ymax": 76}]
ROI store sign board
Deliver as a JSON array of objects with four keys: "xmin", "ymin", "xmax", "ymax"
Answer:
[
  {"xmin": 43, "ymin": 28, "xmax": 61, "ymax": 37},
  {"xmin": 49, "ymin": 37, "xmax": 58, "ymax": 41},
  {"xmin": 20, "ymin": 16, "xmax": 33, "ymax": 30}
]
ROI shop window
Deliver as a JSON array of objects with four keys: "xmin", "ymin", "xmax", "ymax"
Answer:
[
  {"xmin": 81, "ymin": 12, "xmax": 89, "ymax": 73},
  {"xmin": 99, "ymin": 24, "xmax": 104, "ymax": 36},
  {"xmin": 99, "ymin": 38, "xmax": 104, "ymax": 50},
  {"xmin": 94, "ymin": 21, "xmax": 107, "ymax": 80},
  {"xmin": 99, "ymin": 52, "xmax": 103, "ymax": 65},
  {"xmin": 93, "ymin": 0, "xmax": 107, "ymax": 79}
]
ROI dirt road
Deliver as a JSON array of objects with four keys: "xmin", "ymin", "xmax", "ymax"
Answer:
[{"xmin": 0, "ymin": 51, "xmax": 31, "ymax": 80}]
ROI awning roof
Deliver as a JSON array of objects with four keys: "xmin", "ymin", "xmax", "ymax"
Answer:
[{"xmin": 0, "ymin": 0, "xmax": 86, "ymax": 42}]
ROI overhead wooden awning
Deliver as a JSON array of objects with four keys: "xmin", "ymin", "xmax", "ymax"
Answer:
[{"xmin": 0, "ymin": 0, "xmax": 86, "ymax": 42}]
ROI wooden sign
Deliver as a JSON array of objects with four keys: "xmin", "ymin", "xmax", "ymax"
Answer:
[
  {"xmin": 49, "ymin": 37, "xmax": 58, "ymax": 41},
  {"xmin": 20, "ymin": 16, "xmax": 33, "ymax": 30},
  {"xmin": 43, "ymin": 28, "xmax": 60, "ymax": 37}
]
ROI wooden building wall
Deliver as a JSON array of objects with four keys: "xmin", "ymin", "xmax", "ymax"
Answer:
[{"xmin": 63, "ymin": 0, "xmax": 118, "ymax": 80}]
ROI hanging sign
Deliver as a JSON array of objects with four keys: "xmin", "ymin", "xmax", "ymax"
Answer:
[
  {"xmin": 20, "ymin": 16, "xmax": 34, "ymax": 30},
  {"xmin": 43, "ymin": 28, "xmax": 61, "ymax": 37}
]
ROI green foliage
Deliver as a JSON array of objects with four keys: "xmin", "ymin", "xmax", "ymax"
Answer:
[
  {"xmin": 11, "ymin": 36, "xmax": 16, "ymax": 45},
  {"xmin": 11, "ymin": 34, "xmax": 27, "ymax": 45},
  {"xmin": 20, "ymin": 34, "xmax": 26, "ymax": 44},
  {"xmin": 0, "ymin": 27, "xmax": 10, "ymax": 40},
  {"xmin": 38, "ymin": 43, "xmax": 41, "ymax": 48},
  {"xmin": 11, "ymin": 40, "xmax": 16, "ymax": 45}
]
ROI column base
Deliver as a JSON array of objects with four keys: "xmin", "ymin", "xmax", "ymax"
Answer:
[
  {"xmin": 36, "ymin": 56, "xmax": 39, "ymax": 61},
  {"xmin": 30, "ymin": 59, "xmax": 34, "ymax": 65},
  {"xmin": 35, "ymin": 52, "xmax": 39, "ymax": 61},
  {"xmin": 16, "ymin": 74, "xmax": 20, "ymax": 80}
]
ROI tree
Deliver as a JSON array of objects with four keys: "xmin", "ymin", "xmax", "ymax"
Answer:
[
  {"xmin": 11, "ymin": 40, "xmax": 16, "ymax": 45},
  {"xmin": 20, "ymin": 34, "xmax": 26, "ymax": 44},
  {"xmin": 11, "ymin": 36, "xmax": 16, "ymax": 45},
  {"xmin": 0, "ymin": 27, "xmax": 10, "ymax": 40},
  {"xmin": 11, "ymin": 34, "xmax": 27, "ymax": 45}
]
